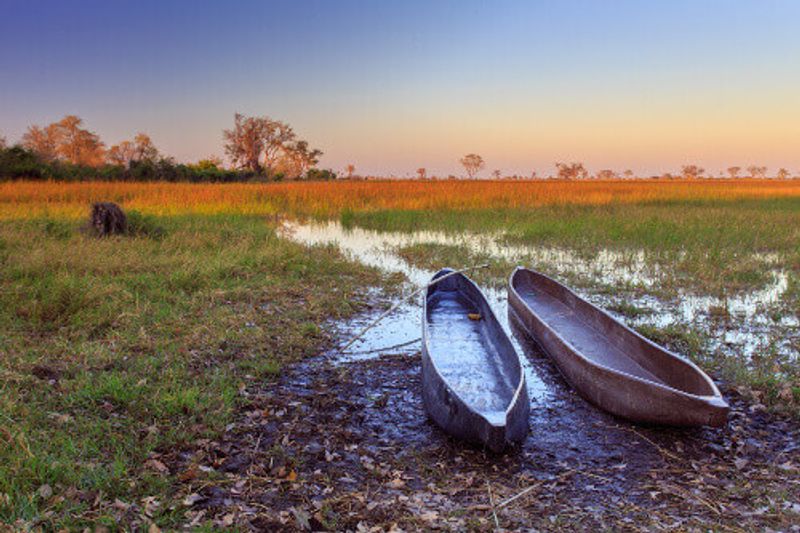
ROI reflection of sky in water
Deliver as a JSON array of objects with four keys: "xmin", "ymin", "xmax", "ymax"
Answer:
[{"xmin": 281, "ymin": 220, "xmax": 798, "ymax": 365}]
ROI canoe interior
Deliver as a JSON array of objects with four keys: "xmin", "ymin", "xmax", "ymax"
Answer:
[
  {"xmin": 512, "ymin": 269, "xmax": 717, "ymax": 397},
  {"xmin": 426, "ymin": 273, "xmax": 520, "ymax": 425}
]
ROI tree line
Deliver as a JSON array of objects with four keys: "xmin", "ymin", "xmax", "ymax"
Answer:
[{"xmin": 0, "ymin": 114, "xmax": 335, "ymax": 182}]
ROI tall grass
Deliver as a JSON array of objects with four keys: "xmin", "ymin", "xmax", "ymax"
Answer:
[{"xmin": 4, "ymin": 179, "xmax": 800, "ymax": 219}]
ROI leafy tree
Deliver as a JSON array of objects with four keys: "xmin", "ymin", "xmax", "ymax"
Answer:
[
  {"xmin": 777, "ymin": 168, "xmax": 790, "ymax": 180},
  {"xmin": 223, "ymin": 113, "xmax": 296, "ymax": 174},
  {"xmin": 491, "ymin": 169, "xmax": 502, "ymax": 180},
  {"xmin": 681, "ymin": 165, "xmax": 705, "ymax": 179},
  {"xmin": 133, "ymin": 133, "xmax": 159, "ymax": 163},
  {"xmin": 747, "ymin": 165, "xmax": 767, "ymax": 179},
  {"xmin": 345, "ymin": 164, "xmax": 356, "ymax": 179},
  {"xmin": 276, "ymin": 140, "xmax": 323, "ymax": 179},
  {"xmin": 23, "ymin": 115, "xmax": 105, "ymax": 166},
  {"xmin": 460, "ymin": 154, "xmax": 485, "ymax": 179},
  {"xmin": 107, "ymin": 140, "xmax": 136, "ymax": 167},
  {"xmin": 416, "ymin": 167, "xmax": 426, "ymax": 180},
  {"xmin": 555, "ymin": 161, "xmax": 588, "ymax": 180},
  {"xmin": 727, "ymin": 166, "xmax": 741, "ymax": 179},
  {"xmin": 596, "ymin": 169, "xmax": 618, "ymax": 180},
  {"xmin": 22, "ymin": 125, "xmax": 58, "ymax": 161}
]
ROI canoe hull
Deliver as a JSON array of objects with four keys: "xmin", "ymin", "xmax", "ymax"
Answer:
[
  {"xmin": 509, "ymin": 268, "xmax": 728, "ymax": 427},
  {"xmin": 423, "ymin": 269, "xmax": 529, "ymax": 452}
]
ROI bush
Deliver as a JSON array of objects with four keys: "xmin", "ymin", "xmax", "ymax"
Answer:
[
  {"xmin": 0, "ymin": 144, "xmax": 331, "ymax": 183},
  {"xmin": 305, "ymin": 168, "xmax": 337, "ymax": 181},
  {"xmin": 126, "ymin": 210, "xmax": 166, "ymax": 239}
]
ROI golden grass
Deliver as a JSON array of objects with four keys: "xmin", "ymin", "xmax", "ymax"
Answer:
[{"xmin": 3, "ymin": 179, "xmax": 800, "ymax": 219}]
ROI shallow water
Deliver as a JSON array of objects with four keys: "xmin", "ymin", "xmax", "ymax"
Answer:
[{"xmin": 281, "ymin": 219, "xmax": 798, "ymax": 367}]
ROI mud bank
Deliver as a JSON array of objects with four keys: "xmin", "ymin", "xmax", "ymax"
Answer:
[{"xmin": 168, "ymin": 321, "xmax": 799, "ymax": 530}]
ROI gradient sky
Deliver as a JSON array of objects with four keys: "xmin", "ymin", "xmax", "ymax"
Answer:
[{"xmin": 1, "ymin": 0, "xmax": 799, "ymax": 176}]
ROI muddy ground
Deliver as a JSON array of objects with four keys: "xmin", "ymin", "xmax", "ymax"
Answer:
[{"xmin": 148, "ymin": 313, "xmax": 800, "ymax": 531}]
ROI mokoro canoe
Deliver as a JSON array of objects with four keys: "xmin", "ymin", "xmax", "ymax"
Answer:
[
  {"xmin": 508, "ymin": 267, "xmax": 728, "ymax": 427},
  {"xmin": 422, "ymin": 268, "xmax": 529, "ymax": 452}
]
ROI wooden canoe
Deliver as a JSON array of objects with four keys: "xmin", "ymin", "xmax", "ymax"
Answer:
[
  {"xmin": 508, "ymin": 267, "xmax": 728, "ymax": 427},
  {"xmin": 422, "ymin": 268, "xmax": 529, "ymax": 452}
]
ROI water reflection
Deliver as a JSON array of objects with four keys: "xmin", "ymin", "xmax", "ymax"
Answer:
[{"xmin": 281, "ymin": 220, "xmax": 797, "ymax": 364}]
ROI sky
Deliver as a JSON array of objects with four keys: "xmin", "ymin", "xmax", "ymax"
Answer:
[{"xmin": 1, "ymin": 0, "xmax": 799, "ymax": 177}]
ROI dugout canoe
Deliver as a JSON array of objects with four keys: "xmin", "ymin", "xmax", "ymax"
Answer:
[
  {"xmin": 422, "ymin": 268, "xmax": 529, "ymax": 452},
  {"xmin": 508, "ymin": 267, "xmax": 728, "ymax": 427}
]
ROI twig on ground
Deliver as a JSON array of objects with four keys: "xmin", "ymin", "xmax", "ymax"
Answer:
[
  {"xmin": 336, "ymin": 264, "xmax": 489, "ymax": 354},
  {"xmin": 341, "ymin": 337, "xmax": 421, "ymax": 356},
  {"xmin": 487, "ymin": 480, "xmax": 500, "ymax": 530}
]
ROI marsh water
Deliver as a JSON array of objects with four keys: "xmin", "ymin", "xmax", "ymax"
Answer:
[{"xmin": 281, "ymin": 220, "xmax": 798, "ymax": 369}]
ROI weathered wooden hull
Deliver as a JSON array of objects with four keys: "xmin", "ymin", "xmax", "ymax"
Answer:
[
  {"xmin": 509, "ymin": 267, "xmax": 728, "ymax": 427},
  {"xmin": 422, "ymin": 269, "xmax": 529, "ymax": 452}
]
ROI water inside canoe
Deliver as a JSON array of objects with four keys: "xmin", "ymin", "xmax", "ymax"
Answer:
[
  {"xmin": 427, "ymin": 290, "xmax": 517, "ymax": 425},
  {"xmin": 515, "ymin": 283, "xmax": 665, "ymax": 384}
]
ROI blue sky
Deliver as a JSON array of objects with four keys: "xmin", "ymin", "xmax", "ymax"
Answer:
[{"xmin": 1, "ymin": 0, "xmax": 799, "ymax": 175}]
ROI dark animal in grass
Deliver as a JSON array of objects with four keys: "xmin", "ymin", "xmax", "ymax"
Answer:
[{"xmin": 90, "ymin": 202, "xmax": 127, "ymax": 236}]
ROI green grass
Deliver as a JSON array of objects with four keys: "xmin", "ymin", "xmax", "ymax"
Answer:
[
  {"xmin": 344, "ymin": 197, "xmax": 800, "ymax": 295},
  {"xmin": 0, "ymin": 214, "xmax": 382, "ymax": 529}
]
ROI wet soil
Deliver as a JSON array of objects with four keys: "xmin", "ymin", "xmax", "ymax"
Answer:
[{"xmin": 167, "ymin": 316, "xmax": 800, "ymax": 531}]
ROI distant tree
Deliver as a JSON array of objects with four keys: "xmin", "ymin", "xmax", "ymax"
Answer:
[
  {"xmin": 345, "ymin": 164, "xmax": 355, "ymax": 179},
  {"xmin": 491, "ymin": 169, "xmax": 502, "ymax": 180},
  {"xmin": 23, "ymin": 115, "xmax": 104, "ymax": 166},
  {"xmin": 189, "ymin": 156, "xmax": 224, "ymax": 171},
  {"xmin": 223, "ymin": 113, "xmax": 295, "ymax": 174},
  {"xmin": 22, "ymin": 125, "xmax": 58, "ymax": 161},
  {"xmin": 727, "ymin": 166, "xmax": 741, "ymax": 179},
  {"xmin": 681, "ymin": 165, "xmax": 705, "ymax": 179},
  {"xmin": 133, "ymin": 133, "xmax": 159, "ymax": 163},
  {"xmin": 416, "ymin": 167, "xmax": 427, "ymax": 180},
  {"xmin": 107, "ymin": 140, "xmax": 136, "ymax": 167},
  {"xmin": 747, "ymin": 165, "xmax": 767, "ymax": 179},
  {"xmin": 460, "ymin": 154, "xmax": 485, "ymax": 179},
  {"xmin": 530, "ymin": 170, "xmax": 538, "ymax": 180},
  {"xmin": 777, "ymin": 167, "xmax": 790, "ymax": 180},
  {"xmin": 661, "ymin": 172, "xmax": 675, "ymax": 180},
  {"xmin": 276, "ymin": 140, "xmax": 323, "ymax": 179},
  {"xmin": 555, "ymin": 161, "xmax": 588, "ymax": 180},
  {"xmin": 53, "ymin": 115, "xmax": 105, "ymax": 166},
  {"xmin": 623, "ymin": 169, "xmax": 634, "ymax": 179},
  {"xmin": 596, "ymin": 169, "xmax": 618, "ymax": 180},
  {"xmin": 0, "ymin": 135, "xmax": 6, "ymax": 149}
]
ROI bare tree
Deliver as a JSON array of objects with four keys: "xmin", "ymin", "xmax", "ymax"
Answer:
[
  {"xmin": 416, "ymin": 167, "xmax": 427, "ymax": 180},
  {"xmin": 681, "ymin": 165, "xmax": 705, "ymax": 179},
  {"xmin": 491, "ymin": 169, "xmax": 502, "ymax": 180},
  {"xmin": 727, "ymin": 166, "xmax": 741, "ymax": 179},
  {"xmin": 777, "ymin": 168, "xmax": 790, "ymax": 180},
  {"xmin": 223, "ymin": 113, "xmax": 296, "ymax": 174},
  {"xmin": 747, "ymin": 165, "xmax": 767, "ymax": 179},
  {"xmin": 530, "ymin": 170, "xmax": 538, "ymax": 180},
  {"xmin": 460, "ymin": 154, "xmax": 485, "ymax": 179},
  {"xmin": 345, "ymin": 164, "xmax": 355, "ymax": 179},
  {"xmin": 555, "ymin": 162, "xmax": 588, "ymax": 180}
]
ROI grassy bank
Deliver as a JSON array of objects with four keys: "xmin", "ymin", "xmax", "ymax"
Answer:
[
  {"xmin": 0, "ymin": 214, "xmax": 381, "ymax": 528},
  {"xmin": 349, "ymin": 198, "xmax": 800, "ymax": 296}
]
